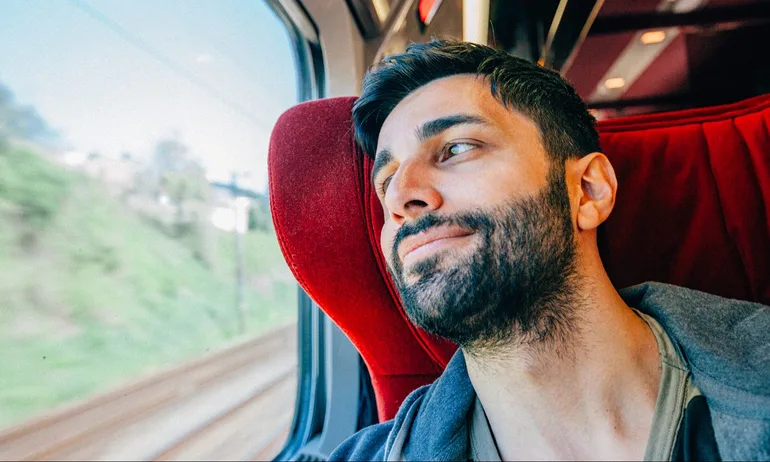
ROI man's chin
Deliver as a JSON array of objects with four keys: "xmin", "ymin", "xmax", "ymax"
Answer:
[
  {"xmin": 400, "ymin": 266, "xmax": 467, "ymax": 313},
  {"xmin": 400, "ymin": 252, "xmax": 457, "ymax": 286}
]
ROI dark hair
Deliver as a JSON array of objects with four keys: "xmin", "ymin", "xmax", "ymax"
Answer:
[{"xmin": 352, "ymin": 40, "xmax": 600, "ymax": 163}]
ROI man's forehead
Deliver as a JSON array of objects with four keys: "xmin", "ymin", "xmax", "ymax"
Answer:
[{"xmin": 377, "ymin": 74, "xmax": 494, "ymax": 147}]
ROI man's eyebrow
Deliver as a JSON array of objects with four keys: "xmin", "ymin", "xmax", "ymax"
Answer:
[
  {"xmin": 371, "ymin": 148, "xmax": 393, "ymax": 183},
  {"xmin": 416, "ymin": 114, "xmax": 488, "ymax": 142},
  {"xmin": 370, "ymin": 114, "xmax": 487, "ymax": 183}
]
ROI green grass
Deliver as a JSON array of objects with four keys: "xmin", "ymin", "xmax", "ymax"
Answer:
[{"xmin": 0, "ymin": 142, "xmax": 297, "ymax": 428}]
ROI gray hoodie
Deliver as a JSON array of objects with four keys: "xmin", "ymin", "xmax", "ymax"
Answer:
[{"xmin": 328, "ymin": 282, "xmax": 770, "ymax": 461}]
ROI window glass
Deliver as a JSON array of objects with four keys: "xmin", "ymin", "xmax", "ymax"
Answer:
[{"xmin": 0, "ymin": 1, "xmax": 299, "ymax": 458}]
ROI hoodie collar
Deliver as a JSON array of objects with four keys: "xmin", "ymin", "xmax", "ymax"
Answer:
[{"xmin": 401, "ymin": 350, "xmax": 476, "ymax": 460}]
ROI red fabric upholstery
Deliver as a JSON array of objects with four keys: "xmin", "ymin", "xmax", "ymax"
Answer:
[
  {"xmin": 268, "ymin": 94, "xmax": 770, "ymax": 422},
  {"xmin": 598, "ymin": 94, "xmax": 770, "ymax": 304},
  {"xmin": 268, "ymin": 98, "xmax": 453, "ymax": 421}
]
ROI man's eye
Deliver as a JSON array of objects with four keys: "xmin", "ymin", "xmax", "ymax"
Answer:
[
  {"xmin": 377, "ymin": 176, "xmax": 392, "ymax": 196},
  {"xmin": 441, "ymin": 142, "xmax": 476, "ymax": 161}
]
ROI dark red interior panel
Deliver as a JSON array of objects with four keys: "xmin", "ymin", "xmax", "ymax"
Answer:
[{"xmin": 563, "ymin": 32, "xmax": 636, "ymax": 98}]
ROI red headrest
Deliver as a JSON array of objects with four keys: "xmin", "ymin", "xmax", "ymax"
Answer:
[{"xmin": 268, "ymin": 94, "xmax": 770, "ymax": 421}]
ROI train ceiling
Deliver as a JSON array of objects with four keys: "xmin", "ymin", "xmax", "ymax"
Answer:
[{"xmin": 345, "ymin": 0, "xmax": 770, "ymax": 117}]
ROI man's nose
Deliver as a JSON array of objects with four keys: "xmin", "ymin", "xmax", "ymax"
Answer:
[{"xmin": 383, "ymin": 160, "xmax": 443, "ymax": 225}]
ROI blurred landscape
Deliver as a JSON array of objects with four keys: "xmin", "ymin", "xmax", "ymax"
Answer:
[{"xmin": 0, "ymin": 82, "xmax": 296, "ymax": 429}]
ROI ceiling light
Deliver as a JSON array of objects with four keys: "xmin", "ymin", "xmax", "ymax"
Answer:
[
  {"xmin": 641, "ymin": 30, "xmax": 667, "ymax": 45},
  {"xmin": 604, "ymin": 77, "xmax": 626, "ymax": 89}
]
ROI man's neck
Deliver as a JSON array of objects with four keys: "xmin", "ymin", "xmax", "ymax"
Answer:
[{"xmin": 464, "ymin": 274, "xmax": 661, "ymax": 461}]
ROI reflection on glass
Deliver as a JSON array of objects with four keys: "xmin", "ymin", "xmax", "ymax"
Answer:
[{"xmin": 0, "ymin": 0, "xmax": 299, "ymax": 458}]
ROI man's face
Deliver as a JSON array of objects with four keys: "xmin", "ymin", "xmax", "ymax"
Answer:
[{"xmin": 373, "ymin": 74, "xmax": 579, "ymax": 349}]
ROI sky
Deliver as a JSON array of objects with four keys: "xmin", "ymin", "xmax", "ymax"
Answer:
[{"xmin": 0, "ymin": 0, "xmax": 299, "ymax": 192}]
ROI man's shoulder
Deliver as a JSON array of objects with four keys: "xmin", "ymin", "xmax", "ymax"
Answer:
[
  {"xmin": 620, "ymin": 281, "xmax": 769, "ymax": 314},
  {"xmin": 328, "ymin": 420, "xmax": 393, "ymax": 461},
  {"xmin": 624, "ymin": 282, "xmax": 770, "ymax": 462},
  {"xmin": 620, "ymin": 281, "xmax": 770, "ymax": 348},
  {"xmin": 329, "ymin": 378, "xmax": 462, "ymax": 460},
  {"xmin": 328, "ymin": 383, "xmax": 434, "ymax": 461},
  {"xmin": 621, "ymin": 282, "xmax": 770, "ymax": 405}
]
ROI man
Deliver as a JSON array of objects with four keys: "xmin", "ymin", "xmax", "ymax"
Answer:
[{"xmin": 329, "ymin": 40, "xmax": 769, "ymax": 461}]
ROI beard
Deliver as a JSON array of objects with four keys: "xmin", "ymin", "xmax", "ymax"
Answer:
[{"xmin": 388, "ymin": 164, "xmax": 581, "ymax": 354}]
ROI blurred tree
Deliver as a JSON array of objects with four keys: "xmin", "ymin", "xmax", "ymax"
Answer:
[
  {"xmin": 0, "ymin": 83, "xmax": 69, "ymax": 236},
  {"xmin": 153, "ymin": 138, "xmax": 208, "ymax": 218},
  {"xmin": 0, "ymin": 83, "xmax": 59, "ymax": 146},
  {"xmin": 151, "ymin": 137, "xmax": 215, "ymax": 266},
  {"xmin": 152, "ymin": 138, "xmax": 190, "ymax": 175},
  {"xmin": 0, "ymin": 144, "xmax": 70, "ymax": 227},
  {"xmin": 247, "ymin": 197, "xmax": 271, "ymax": 232}
]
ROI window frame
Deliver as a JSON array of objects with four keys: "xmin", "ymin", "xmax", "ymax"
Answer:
[{"xmin": 267, "ymin": 1, "xmax": 379, "ymax": 460}]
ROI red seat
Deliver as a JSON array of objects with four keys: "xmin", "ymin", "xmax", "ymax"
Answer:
[{"xmin": 268, "ymin": 94, "xmax": 770, "ymax": 422}]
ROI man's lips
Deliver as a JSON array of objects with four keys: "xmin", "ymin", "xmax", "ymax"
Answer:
[{"xmin": 398, "ymin": 226, "xmax": 475, "ymax": 262}]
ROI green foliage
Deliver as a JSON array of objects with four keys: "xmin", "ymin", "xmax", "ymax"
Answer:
[
  {"xmin": 162, "ymin": 170, "xmax": 209, "ymax": 205},
  {"xmin": 247, "ymin": 202, "xmax": 272, "ymax": 231},
  {"xmin": 0, "ymin": 143, "xmax": 71, "ymax": 227},
  {"xmin": 0, "ymin": 144, "xmax": 296, "ymax": 428},
  {"xmin": 147, "ymin": 137, "xmax": 213, "ymax": 264},
  {"xmin": 152, "ymin": 137, "xmax": 208, "ymax": 206}
]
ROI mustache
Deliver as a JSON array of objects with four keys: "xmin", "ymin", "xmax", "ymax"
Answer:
[{"xmin": 392, "ymin": 211, "xmax": 495, "ymax": 260}]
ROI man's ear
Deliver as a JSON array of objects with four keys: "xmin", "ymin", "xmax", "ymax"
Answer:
[{"xmin": 572, "ymin": 153, "xmax": 617, "ymax": 231}]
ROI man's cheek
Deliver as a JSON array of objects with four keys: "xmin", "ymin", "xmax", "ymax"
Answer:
[{"xmin": 380, "ymin": 227, "xmax": 395, "ymax": 262}]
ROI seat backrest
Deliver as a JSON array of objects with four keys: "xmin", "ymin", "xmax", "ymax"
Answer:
[{"xmin": 268, "ymin": 94, "xmax": 770, "ymax": 422}]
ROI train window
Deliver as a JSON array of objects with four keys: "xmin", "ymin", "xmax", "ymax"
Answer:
[{"xmin": 0, "ymin": 0, "xmax": 308, "ymax": 459}]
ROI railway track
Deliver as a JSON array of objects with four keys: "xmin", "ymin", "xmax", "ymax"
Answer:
[{"xmin": 0, "ymin": 324, "xmax": 297, "ymax": 461}]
